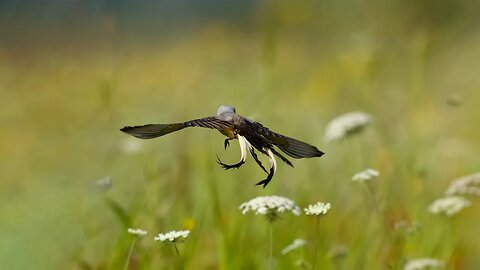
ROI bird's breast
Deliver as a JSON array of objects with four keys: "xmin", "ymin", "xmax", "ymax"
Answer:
[{"xmin": 218, "ymin": 127, "xmax": 236, "ymax": 139}]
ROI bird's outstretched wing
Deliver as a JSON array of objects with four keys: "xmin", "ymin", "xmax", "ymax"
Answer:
[
  {"xmin": 184, "ymin": 117, "xmax": 233, "ymax": 130},
  {"xmin": 120, "ymin": 123, "xmax": 186, "ymax": 139},
  {"xmin": 246, "ymin": 120, "xmax": 324, "ymax": 159},
  {"xmin": 121, "ymin": 117, "xmax": 233, "ymax": 139}
]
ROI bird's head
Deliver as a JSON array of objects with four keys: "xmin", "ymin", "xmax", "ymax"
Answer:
[{"xmin": 217, "ymin": 105, "xmax": 236, "ymax": 116}]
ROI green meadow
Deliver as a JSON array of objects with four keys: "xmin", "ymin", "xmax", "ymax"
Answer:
[{"xmin": 1, "ymin": 1, "xmax": 479, "ymax": 269}]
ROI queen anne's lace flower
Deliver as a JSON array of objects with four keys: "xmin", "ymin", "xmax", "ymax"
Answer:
[
  {"xmin": 127, "ymin": 228, "xmax": 148, "ymax": 237},
  {"xmin": 324, "ymin": 112, "xmax": 370, "ymax": 142},
  {"xmin": 445, "ymin": 172, "xmax": 480, "ymax": 196},
  {"xmin": 154, "ymin": 230, "xmax": 190, "ymax": 243},
  {"xmin": 121, "ymin": 137, "xmax": 143, "ymax": 154},
  {"xmin": 394, "ymin": 220, "xmax": 421, "ymax": 235},
  {"xmin": 404, "ymin": 258, "xmax": 445, "ymax": 270},
  {"xmin": 428, "ymin": 196, "xmax": 471, "ymax": 216},
  {"xmin": 239, "ymin": 195, "xmax": 301, "ymax": 221},
  {"xmin": 304, "ymin": 202, "xmax": 331, "ymax": 216},
  {"xmin": 281, "ymin": 239, "xmax": 306, "ymax": 255},
  {"xmin": 352, "ymin": 168, "xmax": 379, "ymax": 182},
  {"xmin": 93, "ymin": 176, "xmax": 112, "ymax": 191}
]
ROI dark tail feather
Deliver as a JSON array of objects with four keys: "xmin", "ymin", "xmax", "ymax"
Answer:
[
  {"xmin": 274, "ymin": 137, "xmax": 324, "ymax": 159},
  {"xmin": 270, "ymin": 148, "xmax": 294, "ymax": 167},
  {"xmin": 120, "ymin": 123, "xmax": 186, "ymax": 139}
]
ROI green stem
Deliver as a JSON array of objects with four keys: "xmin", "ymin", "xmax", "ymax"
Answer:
[
  {"xmin": 173, "ymin": 244, "xmax": 184, "ymax": 270},
  {"xmin": 312, "ymin": 217, "xmax": 320, "ymax": 269},
  {"xmin": 269, "ymin": 222, "xmax": 273, "ymax": 270},
  {"xmin": 174, "ymin": 244, "xmax": 180, "ymax": 257},
  {"xmin": 123, "ymin": 238, "xmax": 137, "ymax": 270}
]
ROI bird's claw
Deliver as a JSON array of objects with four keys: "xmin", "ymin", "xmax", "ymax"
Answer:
[
  {"xmin": 216, "ymin": 155, "xmax": 244, "ymax": 170},
  {"xmin": 255, "ymin": 179, "xmax": 270, "ymax": 188},
  {"xmin": 255, "ymin": 167, "xmax": 275, "ymax": 188},
  {"xmin": 224, "ymin": 139, "xmax": 230, "ymax": 150}
]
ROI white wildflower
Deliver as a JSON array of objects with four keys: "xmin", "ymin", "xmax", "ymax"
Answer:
[
  {"xmin": 304, "ymin": 202, "xmax": 331, "ymax": 216},
  {"xmin": 445, "ymin": 172, "xmax": 480, "ymax": 196},
  {"xmin": 239, "ymin": 195, "xmax": 301, "ymax": 221},
  {"xmin": 404, "ymin": 258, "xmax": 445, "ymax": 270},
  {"xmin": 428, "ymin": 196, "xmax": 471, "ymax": 216},
  {"xmin": 154, "ymin": 230, "xmax": 190, "ymax": 243},
  {"xmin": 121, "ymin": 137, "xmax": 143, "ymax": 154},
  {"xmin": 328, "ymin": 245, "xmax": 348, "ymax": 259},
  {"xmin": 394, "ymin": 220, "xmax": 421, "ymax": 235},
  {"xmin": 93, "ymin": 176, "xmax": 112, "ymax": 191},
  {"xmin": 352, "ymin": 168, "xmax": 379, "ymax": 182},
  {"xmin": 281, "ymin": 238, "xmax": 306, "ymax": 255},
  {"xmin": 127, "ymin": 228, "xmax": 148, "ymax": 237},
  {"xmin": 324, "ymin": 111, "xmax": 370, "ymax": 142}
]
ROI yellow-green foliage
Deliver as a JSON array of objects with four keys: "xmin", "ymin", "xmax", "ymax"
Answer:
[{"xmin": 1, "ymin": 1, "xmax": 479, "ymax": 269}]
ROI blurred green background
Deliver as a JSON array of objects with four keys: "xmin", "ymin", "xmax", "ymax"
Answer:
[{"xmin": 1, "ymin": 1, "xmax": 480, "ymax": 269}]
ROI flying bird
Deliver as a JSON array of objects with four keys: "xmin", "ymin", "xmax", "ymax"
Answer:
[{"xmin": 120, "ymin": 105, "xmax": 324, "ymax": 187}]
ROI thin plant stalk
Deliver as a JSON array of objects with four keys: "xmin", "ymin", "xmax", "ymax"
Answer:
[
  {"xmin": 311, "ymin": 217, "xmax": 320, "ymax": 269},
  {"xmin": 269, "ymin": 222, "xmax": 273, "ymax": 270},
  {"xmin": 173, "ymin": 244, "xmax": 180, "ymax": 257},
  {"xmin": 172, "ymin": 244, "xmax": 185, "ymax": 270},
  {"xmin": 123, "ymin": 238, "xmax": 137, "ymax": 270}
]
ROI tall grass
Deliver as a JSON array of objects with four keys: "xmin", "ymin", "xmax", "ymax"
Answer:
[{"xmin": 1, "ymin": 1, "xmax": 480, "ymax": 269}]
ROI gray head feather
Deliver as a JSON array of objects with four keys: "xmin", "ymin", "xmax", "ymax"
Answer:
[{"xmin": 217, "ymin": 105, "xmax": 236, "ymax": 116}]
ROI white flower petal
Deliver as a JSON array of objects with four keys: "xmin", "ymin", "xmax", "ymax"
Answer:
[
  {"xmin": 281, "ymin": 239, "xmax": 306, "ymax": 255},
  {"xmin": 154, "ymin": 230, "xmax": 190, "ymax": 244},
  {"xmin": 404, "ymin": 258, "xmax": 444, "ymax": 270},
  {"xmin": 324, "ymin": 112, "xmax": 370, "ymax": 142},
  {"xmin": 428, "ymin": 196, "xmax": 471, "ymax": 216},
  {"xmin": 445, "ymin": 172, "xmax": 480, "ymax": 196},
  {"xmin": 127, "ymin": 228, "xmax": 148, "ymax": 236},
  {"xmin": 304, "ymin": 202, "xmax": 331, "ymax": 216},
  {"xmin": 239, "ymin": 195, "xmax": 301, "ymax": 217},
  {"xmin": 352, "ymin": 168, "xmax": 380, "ymax": 182}
]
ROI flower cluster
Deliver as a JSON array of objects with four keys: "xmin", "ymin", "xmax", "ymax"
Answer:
[
  {"xmin": 239, "ymin": 195, "xmax": 301, "ymax": 222},
  {"xmin": 352, "ymin": 168, "xmax": 379, "ymax": 182},
  {"xmin": 445, "ymin": 172, "xmax": 480, "ymax": 196},
  {"xmin": 394, "ymin": 220, "xmax": 421, "ymax": 235},
  {"xmin": 127, "ymin": 228, "xmax": 148, "ymax": 237},
  {"xmin": 154, "ymin": 230, "xmax": 190, "ymax": 244},
  {"xmin": 281, "ymin": 239, "xmax": 306, "ymax": 255},
  {"xmin": 121, "ymin": 137, "xmax": 144, "ymax": 154},
  {"xmin": 93, "ymin": 176, "xmax": 112, "ymax": 192},
  {"xmin": 324, "ymin": 111, "xmax": 370, "ymax": 142},
  {"xmin": 428, "ymin": 196, "xmax": 471, "ymax": 216},
  {"xmin": 404, "ymin": 258, "xmax": 444, "ymax": 270},
  {"xmin": 304, "ymin": 202, "xmax": 331, "ymax": 216}
]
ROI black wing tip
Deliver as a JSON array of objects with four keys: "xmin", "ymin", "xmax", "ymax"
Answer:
[
  {"xmin": 120, "ymin": 126, "xmax": 138, "ymax": 134},
  {"xmin": 119, "ymin": 125, "xmax": 146, "ymax": 139}
]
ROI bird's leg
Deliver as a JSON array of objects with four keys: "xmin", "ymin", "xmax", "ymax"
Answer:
[
  {"xmin": 249, "ymin": 148, "xmax": 268, "ymax": 173},
  {"xmin": 255, "ymin": 166, "xmax": 275, "ymax": 188},
  {"xmin": 255, "ymin": 148, "xmax": 277, "ymax": 188},
  {"xmin": 223, "ymin": 138, "xmax": 231, "ymax": 150},
  {"xmin": 216, "ymin": 155, "xmax": 245, "ymax": 170},
  {"xmin": 216, "ymin": 135, "xmax": 248, "ymax": 170}
]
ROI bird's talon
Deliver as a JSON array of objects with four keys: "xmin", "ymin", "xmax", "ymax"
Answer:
[
  {"xmin": 224, "ymin": 139, "xmax": 230, "ymax": 150},
  {"xmin": 255, "ymin": 179, "xmax": 270, "ymax": 188}
]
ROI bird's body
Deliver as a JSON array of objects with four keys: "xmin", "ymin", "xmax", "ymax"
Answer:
[{"xmin": 121, "ymin": 105, "xmax": 324, "ymax": 187}]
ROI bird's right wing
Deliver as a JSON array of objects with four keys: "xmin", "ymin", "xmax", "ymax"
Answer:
[
  {"xmin": 120, "ymin": 123, "xmax": 187, "ymax": 139},
  {"xmin": 120, "ymin": 117, "xmax": 233, "ymax": 139}
]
